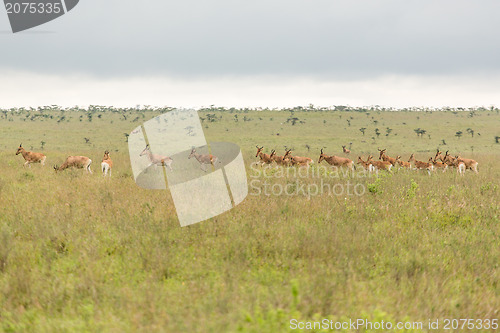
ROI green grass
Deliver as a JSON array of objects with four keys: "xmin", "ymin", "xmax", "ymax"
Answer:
[{"xmin": 0, "ymin": 107, "xmax": 499, "ymax": 332}]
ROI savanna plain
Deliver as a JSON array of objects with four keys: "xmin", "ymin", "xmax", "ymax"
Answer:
[{"xmin": 0, "ymin": 106, "xmax": 498, "ymax": 332}]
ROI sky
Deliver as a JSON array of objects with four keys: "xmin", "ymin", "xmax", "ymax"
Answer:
[{"xmin": 1, "ymin": 0, "xmax": 500, "ymax": 109}]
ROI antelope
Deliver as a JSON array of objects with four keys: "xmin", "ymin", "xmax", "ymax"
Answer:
[
  {"xmin": 367, "ymin": 155, "xmax": 393, "ymax": 172},
  {"xmin": 270, "ymin": 149, "xmax": 290, "ymax": 167},
  {"xmin": 140, "ymin": 144, "xmax": 173, "ymax": 171},
  {"xmin": 342, "ymin": 145, "xmax": 351, "ymax": 155},
  {"xmin": 440, "ymin": 151, "xmax": 457, "ymax": 167},
  {"xmin": 255, "ymin": 146, "xmax": 274, "ymax": 166},
  {"xmin": 395, "ymin": 155, "xmax": 411, "ymax": 169},
  {"xmin": 317, "ymin": 149, "xmax": 353, "ymax": 170},
  {"xmin": 451, "ymin": 157, "xmax": 466, "ymax": 176},
  {"xmin": 378, "ymin": 148, "xmax": 397, "ymax": 165},
  {"xmin": 429, "ymin": 157, "xmax": 448, "ymax": 172},
  {"xmin": 54, "ymin": 156, "xmax": 92, "ymax": 173},
  {"xmin": 455, "ymin": 155, "xmax": 478, "ymax": 173},
  {"xmin": 15, "ymin": 144, "xmax": 46, "ymax": 167},
  {"xmin": 189, "ymin": 147, "xmax": 220, "ymax": 172},
  {"xmin": 357, "ymin": 156, "xmax": 374, "ymax": 173},
  {"xmin": 284, "ymin": 149, "xmax": 314, "ymax": 167},
  {"xmin": 408, "ymin": 153, "xmax": 434, "ymax": 174},
  {"xmin": 101, "ymin": 150, "xmax": 113, "ymax": 177}
]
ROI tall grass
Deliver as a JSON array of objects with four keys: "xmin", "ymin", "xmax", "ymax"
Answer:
[{"xmin": 0, "ymin": 107, "xmax": 498, "ymax": 332}]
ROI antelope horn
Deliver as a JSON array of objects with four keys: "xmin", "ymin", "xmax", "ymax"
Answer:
[{"xmin": 321, "ymin": 148, "xmax": 323, "ymax": 154}]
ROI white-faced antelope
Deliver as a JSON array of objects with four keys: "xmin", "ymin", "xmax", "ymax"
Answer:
[
  {"xmin": 101, "ymin": 150, "xmax": 113, "ymax": 177},
  {"xmin": 255, "ymin": 146, "xmax": 274, "ymax": 166},
  {"xmin": 54, "ymin": 156, "xmax": 92, "ymax": 173},
  {"xmin": 283, "ymin": 149, "xmax": 314, "ymax": 167},
  {"xmin": 15, "ymin": 144, "xmax": 46, "ymax": 167},
  {"xmin": 140, "ymin": 144, "xmax": 173, "ymax": 171},
  {"xmin": 317, "ymin": 149, "xmax": 353, "ymax": 170},
  {"xmin": 189, "ymin": 147, "xmax": 220, "ymax": 172}
]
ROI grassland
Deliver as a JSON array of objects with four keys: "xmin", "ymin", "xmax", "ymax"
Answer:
[{"xmin": 0, "ymin": 106, "xmax": 499, "ymax": 332}]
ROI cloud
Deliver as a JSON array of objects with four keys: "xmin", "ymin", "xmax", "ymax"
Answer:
[{"xmin": 1, "ymin": 71, "xmax": 499, "ymax": 109}]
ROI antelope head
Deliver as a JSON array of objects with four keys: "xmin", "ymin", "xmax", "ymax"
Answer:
[
  {"xmin": 378, "ymin": 148, "xmax": 386, "ymax": 160},
  {"xmin": 408, "ymin": 153, "xmax": 415, "ymax": 162},
  {"xmin": 15, "ymin": 143, "xmax": 23, "ymax": 155},
  {"xmin": 140, "ymin": 144, "xmax": 150, "ymax": 156},
  {"xmin": 188, "ymin": 148, "xmax": 197, "ymax": 159},
  {"xmin": 255, "ymin": 146, "xmax": 264, "ymax": 157},
  {"xmin": 318, "ymin": 148, "xmax": 327, "ymax": 163},
  {"xmin": 283, "ymin": 149, "xmax": 292, "ymax": 161},
  {"xmin": 435, "ymin": 149, "xmax": 443, "ymax": 160}
]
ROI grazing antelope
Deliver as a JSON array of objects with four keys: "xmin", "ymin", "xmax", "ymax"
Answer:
[
  {"xmin": 455, "ymin": 155, "xmax": 478, "ymax": 173},
  {"xmin": 255, "ymin": 146, "xmax": 274, "ymax": 166},
  {"xmin": 101, "ymin": 150, "xmax": 113, "ymax": 177},
  {"xmin": 342, "ymin": 145, "xmax": 351, "ymax": 155},
  {"xmin": 408, "ymin": 153, "xmax": 434, "ymax": 174},
  {"xmin": 395, "ymin": 155, "xmax": 411, "ymax": 169},
  {"xmin": 189, "ymin": 147, "xmax": 220, "ymax": 172},
  {"xmin": 357, "ymin": 156, "xmax": 374, "ymax": 173},
  {"xmin": 140, "ymin": 144, "xmax": 173, "ymax": 171},
  {"xmin": 367, "ymin": 155, "xmax": 393, "ymax": 172},
  {"xmin": 317, "ymin": 149, "xmax": 353, "ymax": 170},
  {"xmin": 378, "ymin": 148, "xmax": 397, "ymax": 165},
  {"xmin": 283, "ymin": 149, "xmax": 314, "ymax": 167},
  {"xmin": 15, "ymin": 144, "xmax": 46, "ymax": 167},
  {"xmin": 54, "ymin": 156, "xmax": 92, "ymax": 173}
]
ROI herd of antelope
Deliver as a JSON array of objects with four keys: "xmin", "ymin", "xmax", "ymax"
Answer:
[
  {"xmin": 14, "ymin": 143, "xmax": 221, "ymax": 177},
  {"xmin": 255, "ymin": 145, "xmax": 479, "ymax": 176}
]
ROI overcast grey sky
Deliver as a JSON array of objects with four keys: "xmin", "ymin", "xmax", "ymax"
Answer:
[{"xmin": 1, "ymin": 0, "xmax": 500, "ymax": 108}]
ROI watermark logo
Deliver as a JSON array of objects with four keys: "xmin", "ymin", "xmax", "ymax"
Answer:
[
  {"xmin": 4, "ymin": 0, "xmax": 79, "ymax": 33},
  {"xmin": 128, "ymin": 109, "xmax": 248, "ymax": 227}
]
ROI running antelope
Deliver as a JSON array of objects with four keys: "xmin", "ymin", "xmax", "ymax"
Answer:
[
  {"xmin": 54, "ymin": 156, "xmax": 92, "ymax": 173},
  {"xmin": 342, "ymin": 145, "xmax": 351, "ymax": 155},
  {"xmin": 270, "ymin": 149, "xmax": 290, "ymax": 167},
  {"xmin": 15, "ymin": 144, "xmax": 46, "ymax": 167},
  {"xmin": 395, "ymin": 155, "xmax": 411, "ymax": 169},
  {"xmin": 378, "ymin": 148, "xmax": 397, "ymax": 165},
  {"xmin": 101, "ymin": 150, "xmax": 113, "ymax": 177},
  {"xmin": 255, "ymin": 146, "xmax": 274, "ymax": 166},
  {"xmin": 408, "ymin": 153, "xmax": 434, "ymax": 174},
  {"xmin": 189, "ymin": 147, "xmax": 220, "ymax": 172},
  {"xmin": 367, "ymin": 155, "xmax": 393, "ymax": 172},
  {"xmin": 317, "ymin": 149, "xmax": 353, "ymax": 170},
  {"xmin": 284, "ymin": 149, "xmax": 314, "ymax": 167},
  {"xmin": 140, "ymin": 144, "xmax": 173, "ymax": 171}
]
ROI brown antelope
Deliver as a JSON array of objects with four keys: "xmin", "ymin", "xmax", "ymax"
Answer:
[
  {"xmin": 101, "ymin": 150, "xmax": 113, "ymax": 177},
  {"xmin": 367, "ymin": 155, "xmax": 393, "ymax": 172},
  {"xmin": 429, "ymin": 157, "xmax": 448, "ymax": 172},
  {"xmin": 455, "ymin": 155, "xmax": 478, "ymax": 173},
  {"xmin": 395, "ymin": 155, "xmax": 411, "ymax": 169},
  {"xmin": 255, "ymin": 146, "xmax": 274, "ymax": 166},
  {"xmin": 270, "ymin": 149, "xmax": 290, "ymax": 167},
  {"xmin": 140, "ymin": 144, "xmax": 173, "ymax": 171},
  {"xmin": 189, "ymin": 147, "xmax": 220, "ymax": 172},
  {"xmin": 342, "ymin": 145, "xmax": 351, "ymax": 155},
  {"xmin": 440, "ymin": 151, "xmax": 457, "ymax": 167},
  {"xmin": 451, "ymin": 157, "xmax": 466, "ymax": 175},
  {"xmin": 54, "ymin": 156, "xmax": 92, "ymax": 173},
  {"xmin": 357, "ymin": 156, "xmax": 374, "ymax": 173},
  {"xmin": 408, "ymin": 153, "xmax": 434, "ymax": 174},
  {"xmin": 15, "ymin": 144, "xmax": 46, "ymax": 167},
  {"xmin": 317, "ymin": 149, "xmax": 353, "ymax": 170},
  {"xmin": 283, "ymin": 149, "xmax": 314, "ymax": 167},
  {"xmin": 378, "ymin": 148, "xmax": 397, "ymax": 165}
]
